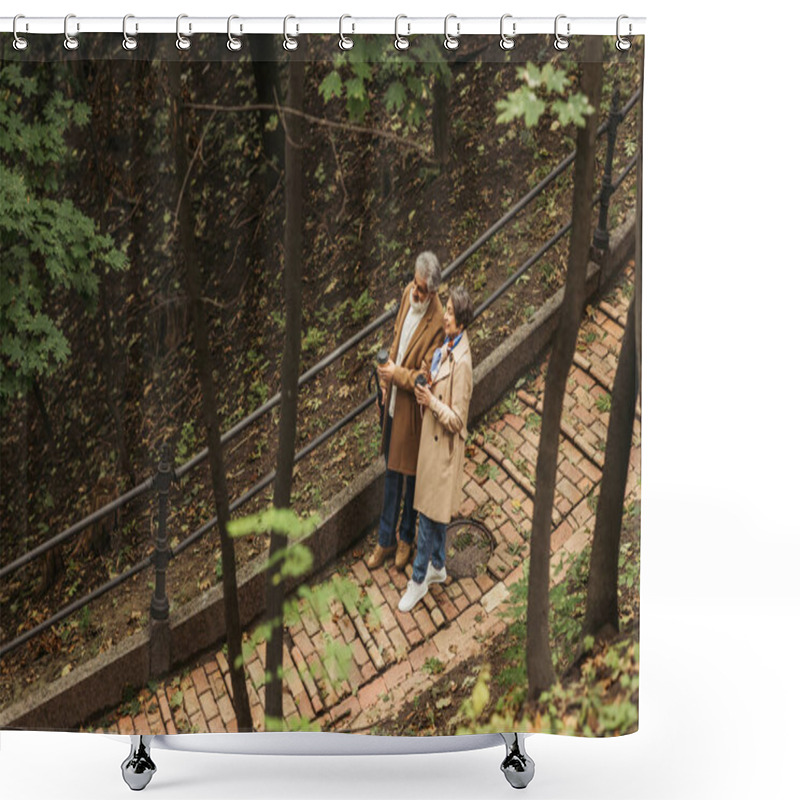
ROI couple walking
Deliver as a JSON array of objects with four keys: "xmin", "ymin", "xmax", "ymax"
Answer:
[{"xmin": 368, "ymin": 251, "xmax": 474, "ymax": 613}]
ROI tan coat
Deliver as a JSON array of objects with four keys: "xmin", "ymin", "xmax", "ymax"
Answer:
[
  {"xmin": 380, "ymin": 283, "xmax": 445, "ymax": 475},
  {"xmin": 413, "ymin": 332, "xmax": 473, "ymax": 524}
]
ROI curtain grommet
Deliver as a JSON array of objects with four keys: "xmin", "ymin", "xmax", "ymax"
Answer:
[
  {"xmin": 64, "ymin": 13, "xmax": 79, "ymax": 51},
  {"xmin": 616, "ymin": 15, "xmax": 632, "ymax": 51},
  {"xmin": 227, "ymin": 15, "xmax": 242, "ymax": 51},
  {"xmin": 443, "ymin": 14, "xmax": 460, "ymax": 51},
  {"xmin": 176, "ymin": 14, "xmax": 191, "ymax": 50},
  {"xmin": 499, "ymin": 14, "xmax": 516, "ymax": 50},
  {"xmin": 339, "ymin": 14, "xmax": 354, "ymax": 50},
  {"xmin": 122, "ymin": 15, "xmax": 138, "ymax": 51},
  {"xmin": 394, "ymin": 15, "xmax": 410, "ymax": 50},
  {"xmin": 12, "ymin": 14, "xmax": 28, "ymax": 51},
  {"xmin": 554, "ymin": 14, "xmax": 570, "ymax": 51},
  {"xmin": 283, "ymin": 15, "xmax": 298, "ymax": 51}
]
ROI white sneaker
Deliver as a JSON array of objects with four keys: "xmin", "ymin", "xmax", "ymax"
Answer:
[
  {"xmin": 425, "ymin": 563, "xmax": 447, "ymax": 585},
  {"xmin": 398, "ymin": 579, "xmax": 429, "ymax": 613}
]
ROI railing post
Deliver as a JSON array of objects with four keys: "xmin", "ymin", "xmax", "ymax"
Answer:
[
  {"xmin": 593, "ymin": 85, "xmax": 622, "ymax": 252},
  {"xmin": 149, "ymin": 443, "xmax": 173, "ymax": 677}
]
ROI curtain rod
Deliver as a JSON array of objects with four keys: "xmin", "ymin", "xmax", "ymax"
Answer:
[{"xmin": 1, "ymin": 15, "xmax": 646, "ymax": 37}]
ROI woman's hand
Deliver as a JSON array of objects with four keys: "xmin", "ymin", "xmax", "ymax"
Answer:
[
  {"xmin": 414, "ymin": 382, "xmax": 433, "ymax": 408},
  {"xmin": 377, "ymin": 358, "xmax": 396, "ymax": 384}
]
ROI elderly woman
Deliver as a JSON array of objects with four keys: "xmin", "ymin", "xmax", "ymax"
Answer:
[{"xmin": 398, "ymin": 286, "xmax": 474, "ymax": 613}]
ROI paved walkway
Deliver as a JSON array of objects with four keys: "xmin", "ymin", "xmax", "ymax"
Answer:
[{"xmin": 92, "ymin": 265, "xmax": 640, "ymax": 735}]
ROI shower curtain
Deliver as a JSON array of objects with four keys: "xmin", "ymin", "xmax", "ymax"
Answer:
[{"xmin": 0, "ymin": 24, "xmax": 643, "ymax": 740}]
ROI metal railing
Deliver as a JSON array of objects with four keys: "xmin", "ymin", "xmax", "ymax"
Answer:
[{"xmin": 0, "ymin": 86, "xmax": 641, "ymax": 661}]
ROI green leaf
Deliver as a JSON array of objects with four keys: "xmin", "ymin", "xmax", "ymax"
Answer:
[
  {"xmin": 281, "ymin": 544, "xmax": 314, "ymax": 579},
  {"xmin": 350, "ymin": 61, "xmax": 373, "ymax": 81},
  {"xmin": 318, "ymin": 71, "xmax": 343, "ymax": 101},
  {"xmin": 551, "ymin": 94, "xmax": 594, "ymax": 128},
  {"xmin": 384, "ymin": 81, "xmax": 407, "ymax": 114},
  {"xmin": 344, "ymin": 76, "xmax": 366, "ymax": 101},
  {"xmin": 227, "ymin": 507, "xmax": 320, "ymax": 540},
  {"xmin": 541, "ymin": 64, "xmax": 571, "ymax": 94},
  {"xmin": 496, "ymin": 90, "xmax": 546, "ymax": 128}
]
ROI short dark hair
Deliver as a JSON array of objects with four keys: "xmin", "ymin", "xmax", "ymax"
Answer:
[{"xmin": 449, "ymin": 285, "xmax": 473, "ymax": 328}]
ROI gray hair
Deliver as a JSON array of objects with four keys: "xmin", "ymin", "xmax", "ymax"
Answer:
[
  {"xmin": 414, "ymin": 251, "xmax": 442, "ymax": 292},
  {"xmin": 449, "ymin": 285, "xmax": 473, "ymax": 329}
]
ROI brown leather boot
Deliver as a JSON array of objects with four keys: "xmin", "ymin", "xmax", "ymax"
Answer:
[
  {"xmin": 367, "ymin": 544, "xmax": 395, "ymax": 569},
  {"xmin": 395, "ymin": 540, "xmax": 413, "ymax": 569}
]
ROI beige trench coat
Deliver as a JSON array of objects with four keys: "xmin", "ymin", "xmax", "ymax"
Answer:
[
  {"xmin": 379, "ymin": 282, "xmax": 445, "ymax": 475},
  {"xmin": 413, "ymin": 331, "xmax": 473, "ymax": 524}
]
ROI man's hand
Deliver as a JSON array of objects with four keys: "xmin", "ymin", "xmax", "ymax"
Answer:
[{"xmin": 377, "ymin": 359, "xmax": 396, "ymax": 384}]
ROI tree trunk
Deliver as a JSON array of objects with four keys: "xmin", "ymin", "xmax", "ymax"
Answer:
[
  {"xmin": 525, "ymin": 36, "xmax": 604, "ymax": 702},
  {"xmin": 635, "ymin": 41, "xmax": 644, "ymax": 395},
  {"xmin": 263, "ymin": 57, "xmax": 305, "ymax": 724},
  {"xmin": 168, "ymin": 60, "xmax": 253, "ymax": 733},
  {"xmin": 432, "ymin": 73, "xmax": 450, "ymax": 167},
  {"xmin": 250, "ymin": 35, "xmax": 285, "ymax": 193},
  {"xmin": 582, "ymin": 295, "xmax": 638, "ymax": 639},
  {"xmin": 98, "ymin": 235, "xmax": 135, "ymax": 488},
  {"xmin": 31, "ymin": 378, "xmax": 54, "ymax": 448}
]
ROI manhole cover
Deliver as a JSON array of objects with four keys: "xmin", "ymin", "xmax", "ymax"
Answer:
[{"xmin": 444, "ymin": 518, "xmax": 493, "ymax": 579}]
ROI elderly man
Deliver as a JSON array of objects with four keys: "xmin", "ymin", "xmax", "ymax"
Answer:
[{"xmin": 368, "ymin": 251, "xmax": 445, "ymax": 570}]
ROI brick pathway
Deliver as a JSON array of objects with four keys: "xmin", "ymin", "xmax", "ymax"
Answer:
[{"xmin": 92, "ymin": 267, "xmax": 640, "ymax": 735}]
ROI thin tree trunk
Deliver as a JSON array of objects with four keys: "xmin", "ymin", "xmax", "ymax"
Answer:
[
  {"xmin": 76, "ymin": 59, "xmax": 135, "ymax": 488},
  {"xmin": 98, "ymin": 233, "xmax": 135, "ymax": 488},
  {"xmin": 31, "ymin": 378, "xmax": 54, "ymax": 448},
  {"xmin": 635, "ymin": 41, "xmax": 644, "ymax": 395},
  {"xmin": 432, "ymin": 74, "xmax": 450, "ymax": 167},
  {"xmin": 525, "ymin": 36, "xmax": 604, "ymax": 702},
  {"xmin": 168, "ymin": 60, "xmax": 253, "ymax": 732},
  {"xmin": 250, "ymin": 35, "xmax": 285, "ymax": 193},
  {"xmin": 263, "ymin": 57, "xmax": 305, "ymax": 724},
  {"xmin": 582, "ymin": 295, "xmax": 638, "ymax": 640}
]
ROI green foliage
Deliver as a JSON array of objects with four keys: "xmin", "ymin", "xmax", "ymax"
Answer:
[
  {"xmin": 0, "ymin": 64, "xmax": 128, "ymax": 407},
  {"xmin": 175, "ymin": 420, "xmax": 198, "ymax": 464},
  {"xmin": 318, "ymin": 37, "xmax": 451, "ymax": 130},
  {"xmin": 534, "ymin": 640, "xmax": 639, "ymax": 735},
  {"xmin": 229, "ymin": 504, "xmax": 368, "ymax": 732},
  {"xmin": 422, "ymin": 657, "xmax": 445, "ymax": 675},
  {"xmin": 318, "ymin": 70, "xmax": 343, "ymax": 101},
  {"xmin": 228, "ymin": 507, "xmax": 320, "ymax": 541},
  {"xmin": 496, "ymin": 61, "xmax": 593, "ymax": 130},
  {"xmin": 474, "ymin": 462, "xmax": 500, "ymax": 481},
  {"xmin": 524, "ymin": 412, "xmax": 541, "ymax": 431},
  {"xmin": 301, "ymin": 326, "xmax": 326, "ymax": 355},
  {"xmin": 455, "ymin": 536, "xmax": 638, "ymax": 736},
  {"xmin": 596, "ymin": 393, "xmax": 612, "ymax": 413},
  {"xmin": 549, "ymin": 548, "xmax": 592, "ymax": 670}
]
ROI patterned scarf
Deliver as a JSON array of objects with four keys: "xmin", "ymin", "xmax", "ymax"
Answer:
[{"xmin": 430, "ymin": 330, "xmax": 464, "ymax": 379}]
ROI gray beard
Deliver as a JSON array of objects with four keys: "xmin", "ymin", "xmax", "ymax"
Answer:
[{"xmin": 410, "ymin": 296, "xmax": 430, "ymax": 315}]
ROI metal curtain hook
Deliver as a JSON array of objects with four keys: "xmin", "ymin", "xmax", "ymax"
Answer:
[
  {"xmin": 283, "ymin": 15, "xmax": 298, "ymax": 51},
  {"xmin": 616, "ymin": 15, "xmax": 632, "ymax": 51},
  {"xmin": 499, "ymin": 14, "xmax": 516, "ymax": 50},
  {"xmin": 554, "ymin": 14, "xmax": 570, "ymax": 51},
  {"xmin": 227, "ymin": 15, "xmax": 242, "ymax": 51},
  {"xmin": 339, "ymin": 14, "xmax": 354, "ymax": 50},
  {"xmin": 443, "ymin": 14, "xmax": 460, "ymax": 51},
  {"xmin": 122, "ymin": 15, "xmax": 138, "ymax": 51},
  {"xmin": 394, "ymin": 14, "xmax": 410, "ymax": 50},
  {"xmin": 176, "ymin": 14, "xmax": 191, "ymax": 50},
  {"xmin": 64, "ymin": 13, "xmax": 79, "ymax": 51},
  {"xmin": 12, "ymin": 14, "xmax": 28, "ymax": 51}
]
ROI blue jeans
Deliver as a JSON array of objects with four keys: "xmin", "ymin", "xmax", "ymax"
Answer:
[
  {"xmin": 378, "ymin": 415, "xmax": 417, "ymax": 549},
  {"xmin": 412, "ymin": 513, "xmax": 447, "ymax": 584}
]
